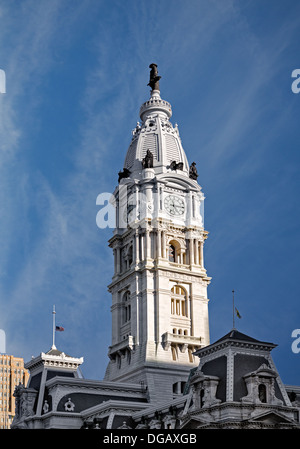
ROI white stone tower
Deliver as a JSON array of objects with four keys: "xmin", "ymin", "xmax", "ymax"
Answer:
[{"xmin": 104, "ymin": 64, "xmax": 211, "ymax": 403}]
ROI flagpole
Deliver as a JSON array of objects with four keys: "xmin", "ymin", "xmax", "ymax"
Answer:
[
  {"xmin": 52, "ymin": 305, "xmax": 56, "ymax": 349},
  {"xmin": 232, "ymin": 290, "xmax": 235, "ymax": 330}
]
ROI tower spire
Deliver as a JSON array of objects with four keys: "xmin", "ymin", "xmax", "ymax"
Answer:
[{"xmin": 105, "ymin": 65, "xmax": 210, "ymax": 403}]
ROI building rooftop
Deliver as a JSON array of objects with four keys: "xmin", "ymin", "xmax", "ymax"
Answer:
[{"xmin": 214, "ymin": 329, "xmax": 273, "ymax": 345}]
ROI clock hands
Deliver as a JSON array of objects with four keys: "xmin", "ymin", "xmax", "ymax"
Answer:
[{"xmin": 164, "ymin": 195, "xmax": 185, "ymax": 216}]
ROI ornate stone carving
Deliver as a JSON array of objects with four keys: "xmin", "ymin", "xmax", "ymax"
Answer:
[
  {"xmin": 189, "ymin": 370, "xmax": 221, "ymax": 409},
  {"xmin": 117, "ymin": 421, "xmax": 132, "ymax": 429},
  {"xmin": 43, "ymin": 399, "xmax": 49, "ymax": 414},
  {"xmin": 64, "ymin": 397, "xmax": 75, "ymax": 412},
  {"xmin": 12, "ymin": 384, "xmax": 38, "ymax": 428}
]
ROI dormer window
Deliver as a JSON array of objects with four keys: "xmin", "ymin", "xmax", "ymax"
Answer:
[
  {"xmin": 258, "ymin": 384, "xmax": 267, "ymax": 403},
  {"xmin": 242, "ymin": 364, "xmax": 283, "ymax": 406}
]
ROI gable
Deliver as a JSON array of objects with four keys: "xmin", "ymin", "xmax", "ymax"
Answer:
[{"xmin": 250, "ymin": 410, "xmax": 295, "ymax": 425}]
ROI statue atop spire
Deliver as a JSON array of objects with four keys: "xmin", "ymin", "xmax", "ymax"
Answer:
[{"xmin": 148, "ymin": 63, "xmax": 161, "ymax": 91}]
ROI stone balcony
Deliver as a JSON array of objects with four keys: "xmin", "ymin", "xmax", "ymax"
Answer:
[
  {"xmin": 161, "ymin": 332, "xmax": 202, "ymax": 352},
  {"xmin": 108, "ymin": 335, "xmax": 135, "ymax": 360}
]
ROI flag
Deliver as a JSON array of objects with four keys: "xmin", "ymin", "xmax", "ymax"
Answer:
[
  {"xmin": 56, "ymin": 326, "xmax": 64, "ymax": 331},
  {"xmin": 235, "ymin": 307, "xmax": 242, "ymax": 319}
]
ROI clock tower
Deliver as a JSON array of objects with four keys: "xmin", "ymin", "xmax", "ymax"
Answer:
[{"xmin": 104, "ymin": 64, "xmax": 211, "ymax": 403}]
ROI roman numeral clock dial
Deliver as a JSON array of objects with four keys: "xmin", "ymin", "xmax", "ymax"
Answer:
[{"xmin": 164, "ymin": 194, "xmax": 185, "ymax": 216}]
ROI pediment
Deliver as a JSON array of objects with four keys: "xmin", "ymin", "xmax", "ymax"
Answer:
[
  {"xmin": 250, "ymin": 410, "xmax": 296, "ymax": 425},
  {"xmin": 180, "ymin": 416, "xmax": 209, "ymax": 429}
]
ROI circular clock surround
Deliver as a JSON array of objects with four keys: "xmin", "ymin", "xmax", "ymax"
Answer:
[{"xmin": 164, "ymin": 194, "xmax": 185, "ymax": 216}]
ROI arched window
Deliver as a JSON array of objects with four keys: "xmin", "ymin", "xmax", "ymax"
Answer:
[
  {"xmin": 123, "ymin": 291, "xmax": 131, "ymax": 323},
  {"xmin": 258, "ymin": 384, "xmax": 267, "ymax": 403},
  {"xmin": 168, "ymin": 244, "xmax": 176, "ymax": 262},
  {"xmin": 171, "ymin": 285, "xmax": 188, "ymax": 317},
  {"xmin": 168, "ymin": 239, "xmax": 186, "ymax": 264}
]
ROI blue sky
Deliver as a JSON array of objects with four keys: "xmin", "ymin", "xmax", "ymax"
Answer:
[{"xmin": 0, "ymin": 0, "xmax": 300, "ymax": 385}]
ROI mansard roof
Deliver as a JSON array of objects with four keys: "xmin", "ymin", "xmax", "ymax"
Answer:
[
  {"xmin": 194, "ymin": 328, "xmax": 277, "ymax": 358},
  {"xmin": 214, "ymin": 329, "xmax": 275, "ymax": 345}
]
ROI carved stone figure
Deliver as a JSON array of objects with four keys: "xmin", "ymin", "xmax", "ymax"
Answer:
[
  {"xmin": 142, "ymin": 149, "xmax": 154, "ymax": 168},
  {"xmin": 170, "ymin": 160, "xmax": 183, "ymax": 171},
  {"xmin": 43, "ymin": 400, "xmax": 49, "ymax": 414},
  {"xmin": 118, "ymin": 167, "xmax": 130, "ymax": 183},
  {"xmin": 117, "ymin": 421, "xmax": 132, "ymax": 429},
  {"xmin": 148, "ymin": 63, "xmax": 161, "ymax": 91},
  {"xmin": 189, "ymin": 162, "xmax": 198, "ymax": 180}
]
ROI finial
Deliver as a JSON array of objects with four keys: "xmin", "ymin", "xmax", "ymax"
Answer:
[{"xmin": 148, "ymin": 63, "xmax": 161, "ymax": 92}]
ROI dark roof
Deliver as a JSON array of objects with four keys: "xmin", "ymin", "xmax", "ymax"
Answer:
[
  {"xmin": 214, "ymin": 329, "xmax": 266, "ymax": 344},
  {"xmin": 194, "ymin": 329, "xmax": 276, "ymax": 357},
  {"xmin": 46, "ymin": 347, "xmax": 71, "ymax": 357}
]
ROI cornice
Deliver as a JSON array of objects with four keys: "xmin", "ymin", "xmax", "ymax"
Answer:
[{"xmin": 195, "ymin": 339, "xmax": 276, "ymax": 358}]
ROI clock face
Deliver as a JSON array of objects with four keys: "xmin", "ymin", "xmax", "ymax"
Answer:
[{"xmin": 164, "ymin": 194, "xmax": 185, "ymax": 216}]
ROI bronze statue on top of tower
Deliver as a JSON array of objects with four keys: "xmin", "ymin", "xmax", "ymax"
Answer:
[{"xmin": 148, "ymin": 63, "xmax": 161, "ymax": 91}]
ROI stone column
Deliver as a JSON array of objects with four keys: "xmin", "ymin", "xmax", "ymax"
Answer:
[
  {"xmin": 145, "ymin": 228, "xmax": 151, "ymax": 260},
  {"xmin": 116, "ymin": 246, "xmax": 121, "ymax": 274},
  {"xmin": 199, "ymin": 241, "xmax": 204, "ymax": 267},
  {"xmin": 134, "ymin": 230, "xmax": 140, "ymax": 264},
  {"xmin": 195, "ymin": 240, "xmax": 199, "ymax": 265},
  {"xmin": 189, "ymin": 238, "xmax": 194, "ymax": 265},
  {"xmin": 157, "ymin": 229, "xmax": 161, "ymax": 258},
  {"xmin": 161, "ymin": 230, "xmax": 166, "ymax": 259}
]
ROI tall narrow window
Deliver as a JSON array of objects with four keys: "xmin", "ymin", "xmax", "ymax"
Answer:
[
  {"xmin": 171, "ymin": 285, "xmax": 187, "ymax": 317},
  {"xmin": 123, "ymin": 291, "xmax": 131, "ymax": 323},
  {"xmin": 171, "ymin": 299, "xmax": 175, "ymax": 315}
]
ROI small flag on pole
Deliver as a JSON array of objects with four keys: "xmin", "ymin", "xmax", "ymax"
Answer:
[
  {"xmin": 55, "ymin": 326, "xmax": 64, "ymax": 332},
  {"xmin": 235, "ymin": 307, "xmax": 242, "ymax": 319}
]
